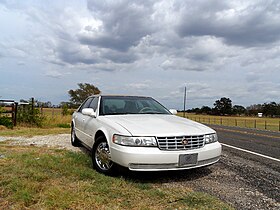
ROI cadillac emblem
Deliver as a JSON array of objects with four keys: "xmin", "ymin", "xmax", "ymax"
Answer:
[{"xmin": 182, "ymin": 139, "xmax": 188, "ymax": 145}]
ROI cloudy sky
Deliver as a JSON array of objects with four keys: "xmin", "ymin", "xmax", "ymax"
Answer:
[{"xmin": 0, "ymin": 0, "xmax": 279, "ymax": 109}]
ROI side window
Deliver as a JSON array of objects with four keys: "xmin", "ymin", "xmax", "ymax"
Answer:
[
  {"xmin": 78, "ymin": 98, "xmax": 93, "ymax": 112},
  {"xmin": 89, "ymin": 97, "xmax": 99, "ymax": 111}
]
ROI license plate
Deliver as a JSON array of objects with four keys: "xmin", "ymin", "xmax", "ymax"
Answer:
[{"xmin": 179, "ymin": 154, "xmax": 198, "ymax": 166}]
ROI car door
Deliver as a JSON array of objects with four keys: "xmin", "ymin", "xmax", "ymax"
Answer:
[
  {"xmin": 83, "ymin": 96, "xmax": 100, "ymax": 147},
  {"xmin": 74, "ymin": 97, "xmax": 93, "ymax": 142}
]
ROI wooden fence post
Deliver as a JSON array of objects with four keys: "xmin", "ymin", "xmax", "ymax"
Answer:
[
  {"xmin": 220, "ymin": 118, "xmax": 222, "ymax": 125},
  {"xmin": 264, "ymin": 120, "xmax": 267, "ymax": 130},
  {"xmin": 14, "ymin": 102, "xmax": 18, "ymax": 126},
  {"xmin": 52, "ymin": 107, "xmax": 54, "ymax": 119},
  {"xmin": 11, "ymin": 103, "xmax": 15, "ymax": 127},
  {"xmin": 235, "ymin": 119, "xmax": 237, "ymax": 126},
  {"xmin": 254, "ymin": 120, "xmax": 256, "ymax": 129},
  {"xmin": 31, "ymin": 97, "xmax": 34, "ymax": 116}
]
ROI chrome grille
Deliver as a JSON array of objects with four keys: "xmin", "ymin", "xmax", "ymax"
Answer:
[{"xmin": 157, "ymin": 135, "xmax": 205, "ymax": 150}]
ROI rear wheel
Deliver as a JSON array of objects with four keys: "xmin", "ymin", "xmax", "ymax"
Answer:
[
  {"xmin": 92, "ymin": 136, "xmax": 115, "ymax": 175},
  {"xmin": 71, "ymin": 126, "xmax": 80, "ymax": 147}
]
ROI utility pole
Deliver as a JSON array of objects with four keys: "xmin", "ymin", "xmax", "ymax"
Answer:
[{"xmin": 183, "ymin": 86, "xmax": 187, "ymax": 118}]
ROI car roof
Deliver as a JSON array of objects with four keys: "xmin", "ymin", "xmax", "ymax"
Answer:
[{"xmin": 90, "ymin": 94, "xmax": 151, "ymax": 98}]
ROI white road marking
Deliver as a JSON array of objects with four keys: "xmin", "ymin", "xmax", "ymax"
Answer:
[{"xmin": 221, "ymin": 143, "xmax": 280, "ymax": 163}]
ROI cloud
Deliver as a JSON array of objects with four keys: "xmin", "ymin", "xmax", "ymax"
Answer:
[
  {"xmin": 17, "ymin": 62, "xmax": 25, "ymax": 65},
  {"xmin": 160, "ymin": 58, "xmax": 206, "ymax": 71},
  {"xmin": 82, "ymin": 0, "xmax": 156, "ymax": 52},
  {"xmin": 126, "ymin": 82, "xmax": 150, "ymax": 90},
  {"xmin": 45, "ymin": 70, "xmax": 62, "ymax": 79},
  {"xmin": 0, "ymin": 0, "xmax": 280, "ymax": 107},
  {"xmin": 3, "ymin": 0, "xmax": 278, "ymax": 73},
  {"xmin": 248, "ymin": 81, "xmax": 280, "ymax": 100},
  {"xmin": 176, "ymin": 1, "xmax": 280, "ymax": 47}
]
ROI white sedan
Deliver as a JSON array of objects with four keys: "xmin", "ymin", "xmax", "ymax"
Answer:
[{"xmin": 71, "ymin": 95, "xmax": 221, "ymax": 175}]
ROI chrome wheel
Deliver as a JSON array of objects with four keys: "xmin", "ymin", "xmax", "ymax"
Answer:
[{"xmin": 95, "ymin": 141, "xmax": 113, "ymax": 171}]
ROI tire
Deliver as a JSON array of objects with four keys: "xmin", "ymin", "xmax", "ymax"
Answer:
[
  {"xmin": 71, "ymin": 126, "xmax": 80, "ymax": 147},
  {"xmin": 92, "ymin": 136, "xmax": 115, "ymax": 175}
]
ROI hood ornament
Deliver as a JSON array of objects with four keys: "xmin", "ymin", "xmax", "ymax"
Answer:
[{"xmin": 182, "ymin": 138, "xmax": 188, "ymax": 145}]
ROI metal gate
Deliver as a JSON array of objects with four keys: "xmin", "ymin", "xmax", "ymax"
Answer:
[{"xmin": 0, "ymin": 100, "xmax": 18, "ymax": 126}]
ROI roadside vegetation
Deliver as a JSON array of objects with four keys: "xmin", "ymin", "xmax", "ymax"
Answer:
[
  {"xmin": 181, "ymin": 97, "xmax": 280, "ymax": 132},
  {"xmin": 0, "ymin": 107, "xmax": 72, "ymax": 136},
  {"xmin": 1, "ymin": 84, "xmax": 279, "ymax": 134},
  {"xmin": 186, "ymin": 97, "xmax": 280, "ymax": 117},
  {"xmin": 179, "ymin": 113, "xmax": 280, "ymax": 132},
  {"xmin": 0, "ymin": 144, "xmax": 233, "ymax": 210}
]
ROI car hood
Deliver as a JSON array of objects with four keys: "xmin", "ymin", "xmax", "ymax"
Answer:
[{"xmin": 103, "ymin": 114, "xmax": 215, "ymax": 136}]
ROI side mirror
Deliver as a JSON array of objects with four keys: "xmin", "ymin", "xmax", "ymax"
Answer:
[
  {"xmin": 82, "ymin": 108, "xmax": 96, "ymax": 117},
  {"xmin": 169, "ymin": 109, "xmax": 177, "ymax": 115}
]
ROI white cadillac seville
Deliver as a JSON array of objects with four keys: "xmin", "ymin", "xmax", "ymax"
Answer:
[{"xmin": 71, "ymin": 95, "xmax": 221, "ymax": 174}]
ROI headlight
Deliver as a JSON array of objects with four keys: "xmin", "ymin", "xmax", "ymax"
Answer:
[
  {"xmin": 205, "ymin": 133, "xmax": 218, "ymax": 144},
  {"xmin": 113, "ymin": 134, "xmax": 157, "ymax": 147}
]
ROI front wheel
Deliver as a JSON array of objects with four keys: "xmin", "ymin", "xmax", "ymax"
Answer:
[
  {"xmin": 92, "ymin": 136, "xmax": 115, "ymax": 175},
  {"xmin": 71, "ymin": 126, "xmax": 80, "ymax": 147}
]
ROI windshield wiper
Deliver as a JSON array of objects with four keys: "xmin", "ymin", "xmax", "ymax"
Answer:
[
  {"xmin": 105, "ymin": 113, "xmax": 129, "ymax": 115},
  {"xmin": 139, "ymin": 112, "xmax": 166, "ymax": 114}
]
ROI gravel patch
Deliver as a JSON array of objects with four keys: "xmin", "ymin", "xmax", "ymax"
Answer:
[
  {"xmin": 0, "ymin": 134, "xmax": 80, "ymax": 152},
  {"xmin": 180, "ymin": 153, "xmax": 280, "ymax": 210}
]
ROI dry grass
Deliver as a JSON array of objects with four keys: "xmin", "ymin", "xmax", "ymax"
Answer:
[
  {"xmin": 0, "ymin": 145, "xmax": 233, "ymax": 210},
  {"xmin": 38, "ymin": 108, "xmax": 73, "ymax": 128},
  {"xmin": 42, "ymin": 115, "xmax": 72, "ymax": 128},
  {"xmin": 0, "ymin": 108, "xmax": 72, "ymax": 136}
]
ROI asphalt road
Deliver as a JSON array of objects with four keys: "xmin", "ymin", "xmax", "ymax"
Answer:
[{"xmin": 208, "ymin": 124, "xmax": 280, "ymax": 160}]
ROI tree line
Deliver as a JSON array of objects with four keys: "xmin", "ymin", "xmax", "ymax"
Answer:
[
  {"xmin": 15, "ymin": 84, "xmax": 280, "ymax": 118},
  {"xmin": 17, "ymin": 83, "xmax": 100, "ymax": 109},
  {"xmin": 186, "ymin": 97, "xmax": 280, "ymax": 117}
]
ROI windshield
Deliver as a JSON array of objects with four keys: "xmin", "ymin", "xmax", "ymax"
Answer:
[{"xmin": 100, "ymin": 96, "xmax": 171, "ymax": 115}]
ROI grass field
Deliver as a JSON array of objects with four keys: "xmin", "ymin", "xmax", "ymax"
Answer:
[
  {"xmin": 0, "ymin": 127, "xmax": 70, "ymax": 137},
  {"xmin": 1, "ymin": 108, "xmax": 280, "ymax": 137},
  {"xmin": 0, "ymin": 108, "xmax": 72, "ymax": 136},
  {"xmin": 178, "ymin": 112, "xmax": 280, "ymax": 132},
  {"xmin": 0, "ymin": 144, "xmax": 233, "ymax": 210}
]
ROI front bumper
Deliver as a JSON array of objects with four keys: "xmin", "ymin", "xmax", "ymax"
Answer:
[{"xmin": 110, "ymin": 142, "xmax": 222, "ymax": 171}]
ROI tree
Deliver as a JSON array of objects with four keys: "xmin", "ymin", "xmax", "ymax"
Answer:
[
  {"xmin": 246, "ymin": 104, "xmax": 262, "ymax": 116},
  {"xmin": 213, "ymin": 97, "xmax": 232, "ymax": 115},
  {"xmin": 232, "ymin": 105, "xmax": 246, "ymax": 115},
  {"xmin": 262, "ymin": 102, "xmax": 278, "ymax": 117},
  {"xmin": 68, "ymin": 83, "xmax": 101, "ymax": 106},
  {"xmin": 200, "ymin": 106, "xmax": 212, "ymax": 114}
]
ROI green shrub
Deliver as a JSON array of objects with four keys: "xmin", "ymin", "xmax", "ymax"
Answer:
[
  {"xmin": 0, "ymin": 116, "xmax": 13, "ymax": 129},
  {"xmin": 56, "ymin": 123, "xmax": 71, "ymax": 128},
  {"xmin": 0, "ymin": 107, "xmax": 13, "ymax": 129},
  {"xmin": 17, "ymin": 105, "xmax": 44, "ymax": 127},
  {"xmin": 61, "ymin": 104, "xmax": 69, "ymax": 116}
]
